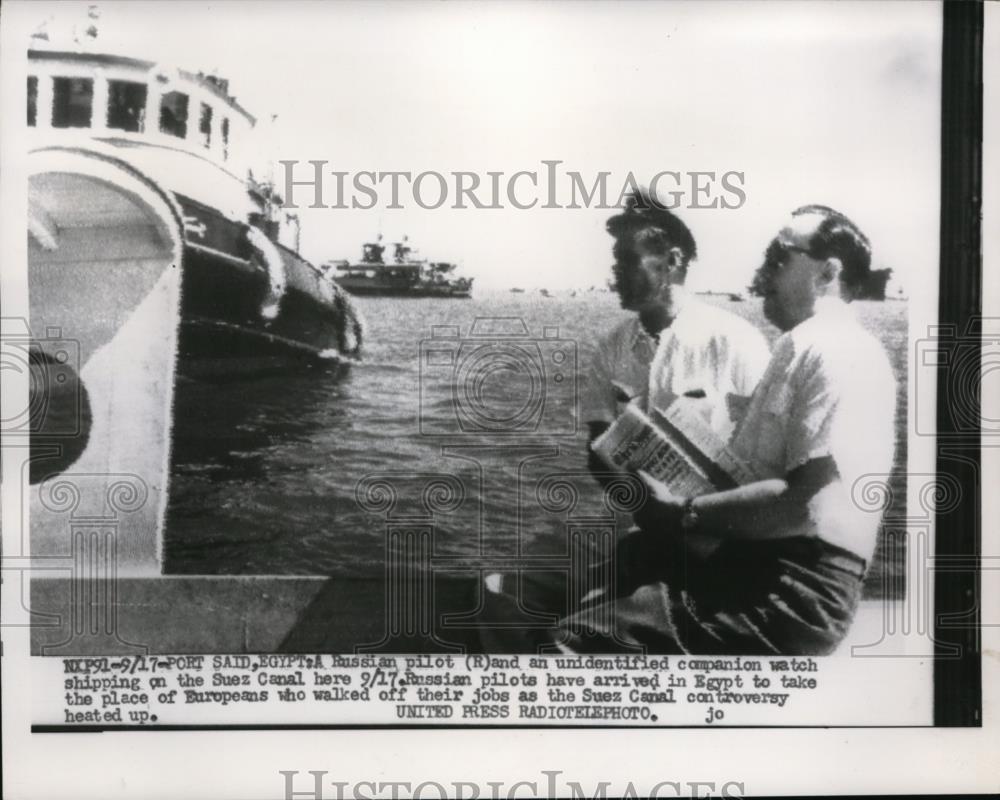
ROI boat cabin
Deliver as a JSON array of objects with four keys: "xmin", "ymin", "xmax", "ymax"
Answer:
[
  {"xmin": 24, "ymin": 46, "xmax": 301, "ymax": 243},
  {"xmin": 361, "ymin": 242, "xmax": 386, "ymax": 264},
  {"xmin": 27, "ymin": 49, "xmax": 255, "ymax": 174}
]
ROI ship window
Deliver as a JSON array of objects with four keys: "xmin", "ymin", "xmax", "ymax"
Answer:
[
  {"xmin": 51, "ymin": 77, "xmax": 94, "ymax": 128},
  {"xmin": 221, "ymin": 117, "xmax": 230, "ymax": 160},
  {"xmin": 27, "ymin": 76, "xmax": 37, "ymax": 126},
  {"xmin": 107, "ymin": 80, "xmax": 147, "ymax": 132},
  {"xmin": 159, "ymin": 91, "xmax": 189, "ymax": 138},
  {"xmin": 198, "ymin": 102, "xmax": 213, "ymax": 148}
]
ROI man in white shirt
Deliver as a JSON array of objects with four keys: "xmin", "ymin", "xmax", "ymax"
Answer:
[
  {"xmin": 575, "ymin": 190, "xmax": 769, "ymax": 606},
  {"xmin": 482, "ymin": 204, "xmax": 896, "ymax": 655},
  {"xmin": 583, "ymin": 190, "xmax": 770, "ymax": 467},
  {"xmin": 619, "ymin": 204, "xmax": 897, "ymax": 653},
  {"xmin": 480, "ymin": 192, "xmax": 769, "ymax": 652},
  {"xmin": 650, "ymin": 205, "xmax": 896, "ymax": 568}
]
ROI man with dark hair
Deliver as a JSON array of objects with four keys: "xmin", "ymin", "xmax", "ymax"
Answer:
[
  {"xmin": 480, "ymin": 189, "xmax": 769, "ymax": 652},
  {"xmin": 481, "ymin": 204, "xmax": 895, "ymax": 655},
  {"xmin": 750, "ymin": 204, "xmax": 875, "ymax": 303},
  {"xmin": 789, "ymin": 203, "xmax": 872, "ymax": 292},
  {"xmin": 582, "ymin": 188, "xmax": 769, "ymax": 451},
  {"xmin": 562, "ymin": 204, "xmax": 895, "ymax": 654}
]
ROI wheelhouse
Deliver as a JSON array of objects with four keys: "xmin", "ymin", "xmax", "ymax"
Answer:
[{"xmin": 27, "ymin": 50, "xmax": 254, "ymax": 175}]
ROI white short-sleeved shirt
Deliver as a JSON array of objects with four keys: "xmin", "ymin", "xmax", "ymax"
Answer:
[
  {"xmin": 646, "ymin": 299, "xmax": 771, "ymax": 439},
  {"xmin": 730, "ymin": 297, "xmax": 896, "ymax": 563},
  {"xmin": 580, "ymin": 315, "xmax": 657, "ymax": 424},
  {"xmin": 581, "ymin": 298, "xmax": 771, "ymax": 439}
]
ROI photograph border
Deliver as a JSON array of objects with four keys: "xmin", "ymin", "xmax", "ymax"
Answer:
[
  {"xmin": 932, "ymin": 0, "xmax": 983, "ymax": 729},
  {"xmin": 13, "ymin": 0, "xmax": 985, "ymax": 733},
  {"xmin": 4, "ymin": 0, "xmax": 985, "ymax": 736}
]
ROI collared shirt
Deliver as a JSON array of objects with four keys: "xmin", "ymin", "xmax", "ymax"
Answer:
[
  {"xmin": 582, "ymin": 298, "xmax": 770, "ymax": 439},
  {"xmin": 730, "ymin": 297, "xmax": 896, "ymax": 563},
  {"xmin": 646, "ymin": 298, "xmax": 771, "ymax": 439}
]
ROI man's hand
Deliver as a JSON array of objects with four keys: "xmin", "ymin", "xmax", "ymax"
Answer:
[
  {"xmin": 635, "ymin": 471, "xmax": 724, "ymax": 559},
  {"xmin": 633, "ymin": 469, "xmax": 686, "ymax": 531},
  {"xmin": 587, "ymin": 421, "xmax": 615, "ymax": 489}
]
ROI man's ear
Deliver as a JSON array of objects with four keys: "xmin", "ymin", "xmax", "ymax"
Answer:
[
  {"xmin": 817, "ymin": 256, "xmax": 842, "ymax": 289},
  {"xmin": 666, "ymin": 246, "xmax": 686, "ymax": 275}
]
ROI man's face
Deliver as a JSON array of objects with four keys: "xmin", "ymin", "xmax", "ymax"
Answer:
[
  {"xmin": 753, "ymin": 214, "xmax": 825, "ymax": 332},
  {"xmin": 610, "ymin": 231, "xmax": 673, "ymax": 312}
]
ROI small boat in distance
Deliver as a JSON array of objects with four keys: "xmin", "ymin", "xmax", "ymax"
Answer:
[
  {"xmin": 329, "ymin": 236, "xmax": 473, "ymax": 298},
  {"xmin": 509, "ymin": 287, "xmax": 525, "ymax": 294}
]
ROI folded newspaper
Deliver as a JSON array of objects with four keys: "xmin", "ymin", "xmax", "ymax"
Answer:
[{"xmin": 591, "ymin": 397, "xmax": 760, "ymax": 494}]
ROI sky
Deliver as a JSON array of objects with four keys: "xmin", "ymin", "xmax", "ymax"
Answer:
[{"xmin": 22, "ymin": 0, "xmax": 942, "ymax": 291}]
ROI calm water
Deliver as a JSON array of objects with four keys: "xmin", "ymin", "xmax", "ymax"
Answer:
[{"xmin": 165, "ymin": 291, "xmax": 908, "ymax": 595}]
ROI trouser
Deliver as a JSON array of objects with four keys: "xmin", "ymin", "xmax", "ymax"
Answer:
[{"xmin": 479, "ymin": 530, "xmax": 867, "ymax": 656}]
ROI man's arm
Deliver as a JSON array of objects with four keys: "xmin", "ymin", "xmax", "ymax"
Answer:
[
  {"xmin": 582, "ymin": 350, "xmax": 635, "ymax": 487},
  {"xmin": 635, "ymin": 456, "xmax": 839, "ymax": 541},
  {"xmin": 587, "ymin": 421, "xmax": 613, "ymax": 488}
]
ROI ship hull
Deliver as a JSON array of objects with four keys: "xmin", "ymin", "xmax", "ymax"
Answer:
[
  {"xmin": 27, "ymin": 145, "xmax": 364, "ymax": 576},
  {"xmin": 337, "ymin": 282, "xmax": 473, "ymax": 298},
  {"xmin": 28, "ymin": 145, "xmax": 363, "ymax": 381},
  {"xmin": 176, "ymin": 196, "xmax": 363, "ymax": 375},
  {"xmin": 336, "ymin": 271, "xmax": 473, "ymax": 298},
  {"xmin": 27, "ymin": 146, "xmax": 186, "ymax": 575},
  {"xmin": 334, "ymin": 253, "xmax": 472, "ymax": 298}
]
